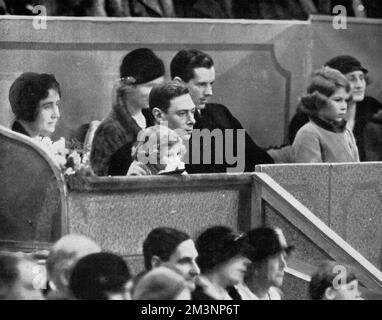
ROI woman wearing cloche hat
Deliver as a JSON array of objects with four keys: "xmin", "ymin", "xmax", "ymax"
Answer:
[{"xmin": 236, "ymin": 227, "xmax": 294, "ymax": 300}]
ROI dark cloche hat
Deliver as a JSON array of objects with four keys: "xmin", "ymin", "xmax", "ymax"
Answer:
[
  {"xmin": 245, "ymin": 227, "xmax": 294, "ymax": 262},
  {"xmin": 120, "ymin": 48, "xmax": 165, "ymax": 85},
  {"xmin": 195, "ymin": 226, "xmax": 251, "ymax": 273},
  {"xmin": 325, "ymin": 55, "xmax": 368, "ymax": 75},
  {"xmin": 70, "ymin": 252, "xmax": 131, "ymax": 300}
]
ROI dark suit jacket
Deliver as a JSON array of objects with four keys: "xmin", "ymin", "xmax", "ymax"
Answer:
[
  {"xmin": 90, "ymin": 105, "xmax": 154, "ymax": 176},
  {"xmin": 185, "ymin": 103, "xmax": 274, "ymax": 174}
]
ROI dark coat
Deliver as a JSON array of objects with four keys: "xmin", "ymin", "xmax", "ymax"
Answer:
[
  {"xmin": 185, "ymin": 103, "xmax": 274, "ymax": 174},
  {"xmin": 90, "ymin": 105, "xmax": 154, "ymax": 176},
  {"xmin": 363, "ymin": 110, "xmax": 382, "ymax": 161},
  {"xmin": 288, "ymin": 96, "xmax": 382, "ymax": 161},
  {"xmin": 191, "ymin": 285, "xmax": 215, "ymax": 300}
]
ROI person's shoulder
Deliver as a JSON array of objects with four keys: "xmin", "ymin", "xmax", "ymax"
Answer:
[
  {"xmin": 205, "ymin": 103, "xmax": 231, "ymax": 114},
  {"xmin": 203, "ymin": 103, "xmax": 240, "ymax": 127},
  {"xmin": 359, "ymin": 96, "xmax": 382, "ymax": 114},
  {"xmin": 94, "ymin": 114, "xmax": 124, "ymax": 137},
  {"xmin": 288, "ymin": 107, "xmax": 309, "ymax": 143},
  {"xmin": 363, "ymin": 95, "xmax": 382, "ymax": 107},
  {"xmin": 297, "ymin": 121, "xmax": 318, "ymax": 133},
  {"xmin": 293, "ymin": 121, "xmax": 321, "ymax": 143},
  {"xmin": 269, "ymin": 287, "xmax": 283, "ymax": 300},
  {"xmin": 191, "ymin": 285, "xmax": 215, "ymax": 301},
  {"xmin": 367, "ymin": 110, "xmax": 382, "ymax": 126}
]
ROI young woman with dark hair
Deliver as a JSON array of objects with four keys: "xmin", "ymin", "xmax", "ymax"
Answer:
[{"xmin": 9, "ymin": 72, "xmax": 61, "ymax": 138}]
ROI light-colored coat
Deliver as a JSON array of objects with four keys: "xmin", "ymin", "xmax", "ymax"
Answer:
[{"xmin": 293, "ymin": 121, "xmax": 360, "ymax": 163}]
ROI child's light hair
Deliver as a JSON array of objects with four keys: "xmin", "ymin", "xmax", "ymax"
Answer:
[{"xmin": 132, "ymin": 125, "xmax": 186, "ymax": 165}]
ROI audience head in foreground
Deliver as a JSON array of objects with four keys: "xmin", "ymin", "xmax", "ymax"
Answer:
[
  {"xmin": 9, "ymin": 72, "xmax": 61, "ymax": 138},
  {"xmin": 194, "ymin": 226, "xmax": 251, "ymax": 300},
  {"xmin": 133, "ymin": 266, "xmax": 191, "ymax": 300},
  {"xmin": 143, "ymin": 227, "xmax": 200, "ymax": 290},
  {"xmin": 0, "ymin": 252, "xmax": 44, "ymax": 300},
  {"xmin": 242, "ymin": 227, "xmax": 294, "ymax": 300},
  {"xmin": 70, "ymin": 252, "xmax": 131, "ymax": 300},
  {"xmin": 45, "ymin": 234, "xmax": 101, "ymax": 300},
  {"xmin": 309, "ymin": 260, "xmax": 362, "ymax": 300}
]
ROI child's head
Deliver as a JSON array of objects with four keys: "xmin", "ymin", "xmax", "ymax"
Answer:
[
  {"xmin": 133, "ymin": 125, "xmax": 186, "ymax": 172},
  {"xmin": 309, "ymin": 260, "xmax": 362, "ymax": 300},
  {"xmin": 300, "ymin": 67, "xmax": 352, "ymax": 122}
]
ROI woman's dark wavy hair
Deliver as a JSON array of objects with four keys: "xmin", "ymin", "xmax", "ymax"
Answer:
[
  {"xmin": 300, "ymin": 67, "xmax": 351, "ymax": 116},
  {"xmin": 9, "ymin": 72, "xmax": 61, "ymax": 122},
  {"xmin": 195, "ymin": 226, "xmax": 251, "ymax": 273}
]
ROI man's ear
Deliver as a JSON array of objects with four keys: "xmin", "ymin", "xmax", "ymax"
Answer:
[
  {"xmin": 152, "ymin": 107, "xmax": 164, "ymax": 123},
  {"xmin": 151, "ymin": 256, "xmax": 162, "ymax": 269},
  {"xmin": 173, "ymin": 76, "xmax": 185, "ymax": 84},
  {"xmin": 324, "ymin": 287, "xmax": 336, "ymax": 300}
]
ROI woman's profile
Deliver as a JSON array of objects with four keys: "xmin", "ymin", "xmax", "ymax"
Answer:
[{"xmin": 9, "ymin": 72, "xmax": 61, "ymax": 138}]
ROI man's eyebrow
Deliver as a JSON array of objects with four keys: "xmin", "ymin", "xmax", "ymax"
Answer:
[
  {"xmin": 196, "ymin": 81, "xmax": 214, "ymax": 86},
  {"xmin": 177, "ymin": 257, "xmax": 193, "ymax": 263},
  {"xmin": 41, "ymin": 101, "xmax": 56, "ymax": 106}
]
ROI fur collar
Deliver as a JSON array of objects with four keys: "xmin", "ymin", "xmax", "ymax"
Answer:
[{"xmin": 310, "ymin": 115, "xmax": 347, "ymax": 133}]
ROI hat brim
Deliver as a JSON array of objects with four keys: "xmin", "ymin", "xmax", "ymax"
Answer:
[
  {"xmin": 347, "ymin": 66, "xmax": 368, "ymax": 74},
  {"xmin": 249, "ymin": 245, "xmax": 295, "ymax": 262}
]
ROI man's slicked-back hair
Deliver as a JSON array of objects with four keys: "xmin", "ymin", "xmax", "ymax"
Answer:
[
  {"xmin": 143, "ymin": 227, "xmax": 190, "ymax": 270},
  {"xmin": 170, "ymin": 49, "xmax": 214, "ymax": 82},
  {"xmin": 149, "ymin": 80, "xmax": 189, "ymax": 113}
]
